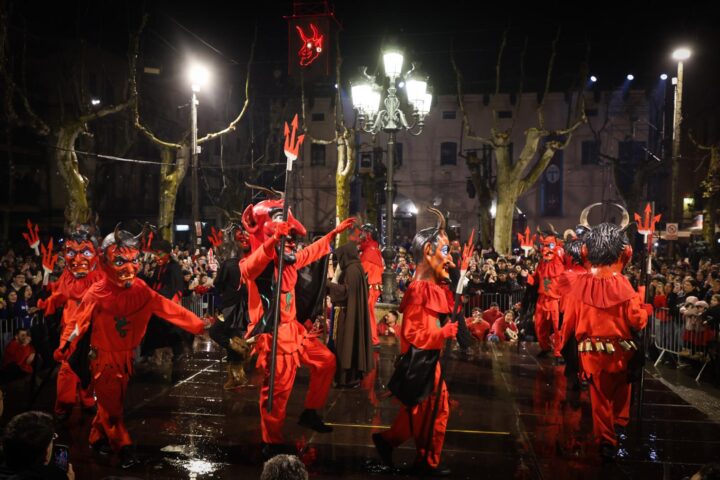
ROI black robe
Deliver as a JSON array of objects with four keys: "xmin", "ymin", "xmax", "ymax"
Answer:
[{"xmin": 327, "ymin": 243, "xmax": 373, "ymax": 384}]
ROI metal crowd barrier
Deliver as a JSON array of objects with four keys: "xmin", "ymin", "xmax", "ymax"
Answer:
[
  {"xmin": 652, "ymin": 307, "xmax": 715, "ymax": 382},
  {"xmin": 181, "ymin": 293, "xmax": 215, "ymax": 318},
  {"xmin": 464, "ymin": 291, "xmax": 525, "ymax": 316}
]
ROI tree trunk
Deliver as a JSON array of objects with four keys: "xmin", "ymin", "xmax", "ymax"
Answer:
[
  {"xmin": 335, "ymin": 129, "xmax": 355, "ymax": 247},
  {"xmin": 702, "ymin": 146, "xmax": 720, "ymax": 258},
  {"xmin": 493, "ymin": 184, "xmax": 520, "ymax": 255},
  {"xmin": 54, "ymin": 124, "xmax": 90, "ymax": 224},
  {"xmin": 158, "ymin": 146, "xmax": 188, "ymax": 241},
  {"xmin": 361, "ymin": 173, "xmax": 378, "ymax": 229}
]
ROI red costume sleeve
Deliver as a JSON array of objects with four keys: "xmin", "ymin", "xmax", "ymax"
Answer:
[
  {"xmin": 295, "ymin": 235, "xmax": 332, "ymax": 270},
  {"xmin": 400, "ymin": 303, "xmax": 446, "ymax": 352},
  {"xmin": 58, "ymin": 295, "xmax": 97, "ymax": 357},
  {"xmin": 37, "ymin": 291, "xmax": 67, "ymax": 316},
  {"xmin": 240, "ymin": 239, "xmax": 275, "ymax": 282},
  {"xmin": 149, "ymin": 291, "xmax": 205, "ymax": 335}
]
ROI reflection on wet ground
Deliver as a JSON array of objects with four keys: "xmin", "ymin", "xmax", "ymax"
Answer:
[{"xmin": 5, "ymin": 335, "xmax": 719, "ymax": 479}]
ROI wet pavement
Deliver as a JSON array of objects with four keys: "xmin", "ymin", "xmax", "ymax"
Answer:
[{"xmin": 4, "ymin": 335, "xmax": 719, "ymax": 479}]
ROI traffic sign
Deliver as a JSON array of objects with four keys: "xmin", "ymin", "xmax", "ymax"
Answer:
[{"xmin": 665, "ymin": 223, "xmax": 678, "ymax": 240}]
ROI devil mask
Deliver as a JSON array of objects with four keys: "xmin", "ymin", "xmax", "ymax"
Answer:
[
  {"xmin": 578, "ymin": 203, "xmax": 632, "ymax": 270},
  {"xmin": 64, "ymin": 229, "xmax": 98, "ymax": 279},
  {"xmin": 241, "ymin": 185, "xmax": 306, "ymax": 265},
  {"xmin": 411, "ymin": 208, "xmax": 456, "ymax": 284},
  {"xmin": 100, "ymin": 225, "xmax": 142, "ymax": 288}
]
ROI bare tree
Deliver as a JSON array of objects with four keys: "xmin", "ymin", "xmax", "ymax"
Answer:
[
  {"xmin": 129, "ymin": 16, "xmax": 254, "ymax": 240},
  {"xmin": 689, "ymin": 132, "xmax": 720, "ymax": 255},
  {"xmin": 300, "ymin": 36, "xmax": 355, "ymax": 247},
  {"xmin": 453, "ymin": 31, "xmax": 586, "ymax": 254},
  {"xmin": 1, "ymin": 1, "xmax": 134, "ymax": 225}
]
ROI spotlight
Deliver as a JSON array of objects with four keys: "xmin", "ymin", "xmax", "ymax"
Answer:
[
  {"xmin": 626, "ymin": 74, "xmax": 634, "ymax": 81},
  {"xmin": 590, "ymin": 75, "xmax": 597, "ymax": 82},
  {"xmin": 660, "ymin": 73, "xmax": 668, "ymax": 80}
]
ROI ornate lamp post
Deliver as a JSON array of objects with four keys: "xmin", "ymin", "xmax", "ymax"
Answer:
[
  {"xmin": 188, "ymin": 62, "xmax": 209, "ymax": 247},
  {"xmin": 670, "ymin": 47, "xmax": 691, "ymax": 225},
  {"xmin": 351, "ymin": 49, "xmax": 432, "ymax": 303}
]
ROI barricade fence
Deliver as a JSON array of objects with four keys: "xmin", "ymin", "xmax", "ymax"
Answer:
[
  {"xmin": 464, "ymin": 291, "xmax": 525, "ymax": 316},
  {"xmin": 1, "ymin": 294, "xmax": 215, "ymax": 358},
  {"xmin": 651, "ymin": 306, "xmax": 716, "ymax": 382},
  {"xmin": 181, "ymin": 293, "xmax": 215, "ymax": 318}
]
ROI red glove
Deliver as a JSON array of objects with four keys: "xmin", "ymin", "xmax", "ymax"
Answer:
[
  {"xmin": 53, "ymin": 346, "xmax": 68, "ymax": 363},
  {"xmin": 331, "ymin": 217, "xmax": 356, "ymax": 238},
  {"xmin": 273, "ymin": 222, "xmax": 290, "ymax": 241},
  {"xmin": 440, "ymin": 321, "xmax": 458, "ymax": 339}
]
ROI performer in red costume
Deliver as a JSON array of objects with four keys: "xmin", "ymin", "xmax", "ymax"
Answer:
[
  {"xmin": 240, "ymin": 193, "xmax": 355, "ymax": 457},
  {"xmin": 526, "ymin": 227, "xmax": 565, "ymax": 361},
  {"xmin": 373, "ymin": 208, "xmax": 457, "ymax": 477},
  {"xmin": 37, "ymin": 224, "xmax": 104, "ymax": 420},
  {"xmin": 358, "ymin": 224, "xmax": 383, "ymax": 346},
  {"xmin": 55, "ymin": 225, "xmax": 205, "ymax": 468},
  {"xmin": 560, "ymin": 205, "xmax": 649, "ymax": 460}
]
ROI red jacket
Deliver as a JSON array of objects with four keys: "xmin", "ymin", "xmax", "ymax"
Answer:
[
  {"xmin": 562, "ymin": 271, "xmax": 648, "ymax": 374},
  {"xmin": 2, "ymin": 339, "xmax": 35, "ymax": 373},
  {"xmin": 359, "ymin": 240, "xmax": 384, "ymax": 285},
  {"xmin": 398, "ymin": 280, "xmax": 451, "ymax": 354}
]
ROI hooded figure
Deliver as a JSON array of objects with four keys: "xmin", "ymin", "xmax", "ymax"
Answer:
[{"xmin": 328, "ymin": 242, "xmax": 373, "ymax": 386}]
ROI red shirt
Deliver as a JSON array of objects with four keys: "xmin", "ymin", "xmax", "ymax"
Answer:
[
  {"xmin": 2, "ymin": 339, "xmax": 35, "ymax": 373},
  {"xmin": 468, "ymin": 318, "xmax": 491, "ymax": 341}
]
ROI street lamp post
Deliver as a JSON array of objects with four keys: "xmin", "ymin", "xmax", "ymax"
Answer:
[
  {"xmin": 351, "ymin": 50, "xmax": 432, "ymax": 303},
  {"xmin": 670, "ymin": 47, "xmax": 691, "ymax": 225},
  {"xmin": 188, "ymin": 63, "xmax": 209, "ymax": 247}
]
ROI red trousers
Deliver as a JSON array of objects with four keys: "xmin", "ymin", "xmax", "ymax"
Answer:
[
  {"xmin": 260, "ymin": 337, "xmax": 336, "ymax": 444},
  {"xmin": 89, "ymin": 363, "xmax": 132, "ymax": 452},
  {"xmin": 588, "ymin": 370, "xmax": 631, "ymax": 446},
  {"xmin": 380, "ymin": 365, "xmax": 449, "ymax": 468},
  {"xmin": 368, "ymin": 288, "xmax": 381, "ymax": 345},
  {"xmin": 55, "ymin": 361, "xmax": 95, "ymax": 415},
  {"xmin": 534, "ymin": 300, "xmax": 561, "ymax": 356}
]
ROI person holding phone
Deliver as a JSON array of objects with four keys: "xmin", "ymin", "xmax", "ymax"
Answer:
[{"xmin": 0, "ymin": 411, "xmax": 75, "ymax": 479}]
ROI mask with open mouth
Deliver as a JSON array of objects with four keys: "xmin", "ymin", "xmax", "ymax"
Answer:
[
  {"xmin": 411, "ymin": 208, "xmax": 456, "ymax": 285},
  {"xmin": 100, "ymin": 224, "xmax": 143, "ymax": 288}
]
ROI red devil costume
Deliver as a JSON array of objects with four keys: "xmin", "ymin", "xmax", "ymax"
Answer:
[
  {"xmin": 358, "ymin": 224, "xmax": 383, "ymax": 346},
  {"xmin": 373, "ymin": 208, "xmax": 457, "ymax": 476},
  {"xmin": 560, "ymin": 204, "xmax": 649, "ymax": 459},
  {"xmin": 239, "ymin": 192, "xmax": 354, "ymax": 451},
  {"xmin": 37, "ymin": 225, "xmax": 103, "ymax": 418},
  {"xmin": 527, "ymin": 227, "xmax": 565, "ymax": 359},
  {"xmin": 55, "ymin": 226, "xmax": 204, "ymax": 468}
]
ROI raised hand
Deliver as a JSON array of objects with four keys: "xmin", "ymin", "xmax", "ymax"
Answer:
[
  {"xmin": 460, "ymin": 229, "xmax": 476, "ymax": 271},
  {"xmin": 22, "ymin": 219, "xmax": 40, "ymax": 256},
  {"xmin": 273, "ymin": 222, "xmax": 290, "ymax": 241},
  {"xmin": 207, "ymin": 227, "xmax": 223, "ymax": 248},
  {"xmin": 332, "ymin": 217, "xmax": 356, "ymax": 236}
]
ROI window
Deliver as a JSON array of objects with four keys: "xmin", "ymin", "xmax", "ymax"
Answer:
[
  {"xmin": 311, "ymin": 112, "xmax": 325, "ymax": 122},
  {"xmin": 442, "ymin": 110, "xmax": 456, "ymax": 120},
  {"xmin": 359, "ymin": 151, "xmax": 373, "ymax": 173},
  {"xmin": 586, "ymin": 108, "xmax": 599, "ymax": 117},
  {"xmin": 581, "ymin": 140, "xmax": 600, "ymax": 165},
  {"xmin": 440, "ymin": 142, "xmax": 457, "ymax": 166},
  {"xmin": 617, "ymin": 141, "xmax": 646, "ymax": 194},
  {"xmin": 310, "ymin": 144, "xmax": 326, "ymax": 166},
  {"xmin": 498, "ymin": 110, "xmax": 512, "ymax": 119}
]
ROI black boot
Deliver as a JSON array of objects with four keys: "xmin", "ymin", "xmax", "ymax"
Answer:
[
  {"xmin": 298, "ymin": 409, "xmax": 333, "ymax": 433},
  {"xmin": 119, "ymin": 445, "xmax": 139, "ymax": 469},
  {"xmin": 90, "ymin": 438, "xmax": 112, "ymax": 456},
  {"xmin": 372, "ymin": 432, "xmax": 393, "ymax": 467}
]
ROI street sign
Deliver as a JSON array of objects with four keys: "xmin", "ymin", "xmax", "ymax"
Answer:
[{"xmin": 665, "ymin": 223, "xmax": 678, "ymax": 240}]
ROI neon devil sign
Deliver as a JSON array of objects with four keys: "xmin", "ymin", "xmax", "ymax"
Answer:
[{"xmin": 295, "ymin": 23, "xmax": 324, "ymax": 67}]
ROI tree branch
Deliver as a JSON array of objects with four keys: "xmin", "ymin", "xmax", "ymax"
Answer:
[
  {"xmin": 537, "ymin": 28, "xmax": 561, "ymax": 128},
  {"xmin": 198, "ymin": 24, "xmax": 257, "ymax": 144},
  {"xmin": 492, "ymin": 31, "xmax": 507, "ymax": 129},
  {"xmin": 509, "ymin": 36, "xmax": 528, "ymax": 134},
  {"xmin": 450, "ymin": 42, "xmax": 492, "ymax": 145}
]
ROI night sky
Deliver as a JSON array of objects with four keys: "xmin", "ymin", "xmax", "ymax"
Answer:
[{"xmin": 10, "ymin": 1, "xmax": 720, "ymax": 129}]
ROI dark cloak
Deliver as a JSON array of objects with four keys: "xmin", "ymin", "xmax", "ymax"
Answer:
[{"xmin": 327, "ymin": 243, "xmax": 374, "ymax": 380}]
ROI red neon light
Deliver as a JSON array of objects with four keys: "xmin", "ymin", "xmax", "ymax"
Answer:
[{"xmin": 295, "ymin": 23, "xmax": 324, "ymax": 67}]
